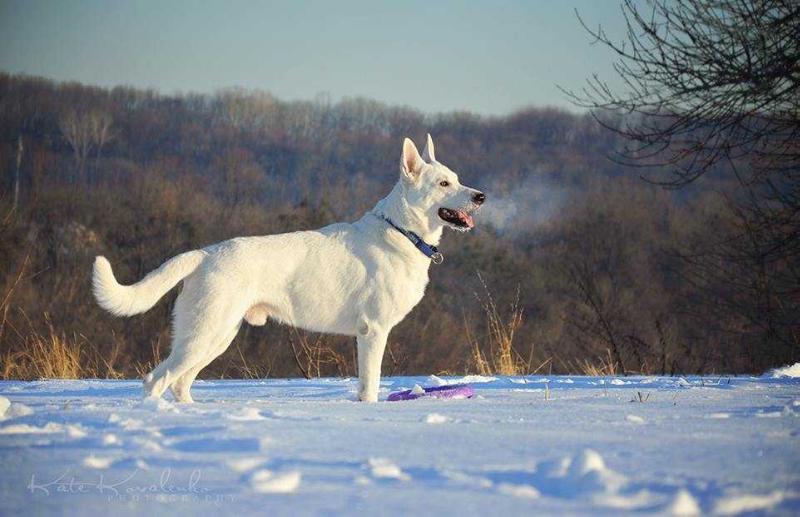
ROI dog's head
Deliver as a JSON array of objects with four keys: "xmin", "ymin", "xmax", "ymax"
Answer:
[{"xmin": 399, "ymin": 135, "xmax": 485, "ymax": 232}]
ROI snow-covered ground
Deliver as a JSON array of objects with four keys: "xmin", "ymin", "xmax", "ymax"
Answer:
[{"xmin": 1, "ymin": 374, "xmax": 798, "ymax": 516}]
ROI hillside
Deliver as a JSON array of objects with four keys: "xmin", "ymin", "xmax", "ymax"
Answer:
[{"xmin": 0, "ymin": 73, "xmax": 794, "ymax": 378}]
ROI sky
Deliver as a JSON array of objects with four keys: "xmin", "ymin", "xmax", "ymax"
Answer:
[{"xmin": 0, "ymin": 0, "xmax": 627, "ymax": 116}]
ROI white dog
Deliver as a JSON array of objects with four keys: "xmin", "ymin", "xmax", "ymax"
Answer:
[{"xmin": 92, "ymin": 135, "xmax": 485, "ymax": 402}]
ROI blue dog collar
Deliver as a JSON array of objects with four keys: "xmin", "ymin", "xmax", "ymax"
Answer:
[{"xmin": 377, "ymin": 214, "xmax": 444, "ymax": 264}]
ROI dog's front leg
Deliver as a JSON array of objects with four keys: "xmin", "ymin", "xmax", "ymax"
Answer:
[{"xmin": 356, "ymin": 329, "xmax": 388, "ymax": 402}]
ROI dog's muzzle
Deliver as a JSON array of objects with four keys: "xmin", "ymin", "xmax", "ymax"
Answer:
[{"xmin": 438, "ymin": 207, "xmax": 475, "ymax": 229}]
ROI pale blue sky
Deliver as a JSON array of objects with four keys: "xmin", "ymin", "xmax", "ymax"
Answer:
[{"xmin": 0, "ymin": 0, "xmax": 626, "ymax": 115}]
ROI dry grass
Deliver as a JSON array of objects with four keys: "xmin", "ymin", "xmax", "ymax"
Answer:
[
  {"xmin": 2, "ymin": 315, "xmax": 84, "ymax": 379},
  {"xmin": 0, "ymin": 255, "xmax": 619, "ymax": 381},
  {"xmin": 289, "ymin": 329, "xmax": 350, "ymax": 379},
  {"xmin": 231, "ymin": 339, "xmax": 270, "ymax": 379},
  {"xmin": 573, "ymin": 349, "xmax": 620, "ymax": 376},
  {"xmin": 466, "ymin": 279, "xmax": 537, "ymax": 376},
  {"xmin": 133, "ymin": 333, "xmax": 166, "ymax": 379},
  {"xmin": 1, "ymin": 313, "xmax": 131, "ymax": 380}
]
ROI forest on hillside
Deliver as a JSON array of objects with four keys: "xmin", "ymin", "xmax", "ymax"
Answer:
[{"xmin": 0, "ymin": 73, "xmax": 796, "ymax": 379}]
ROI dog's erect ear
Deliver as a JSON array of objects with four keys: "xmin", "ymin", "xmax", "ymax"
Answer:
[
  {"xmin": 422, "ymin": 133, "xmax": 436, "ymax": 162},
  {"xmin": 401, "ymin": 137, "xmax": 424, "ymax": 182}
]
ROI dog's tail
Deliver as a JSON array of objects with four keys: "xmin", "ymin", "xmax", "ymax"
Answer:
[{"xmin": 92, "ymin": 250, "xmax": 206, "ymax": 317}]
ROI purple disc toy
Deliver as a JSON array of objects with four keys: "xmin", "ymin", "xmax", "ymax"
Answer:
[{"xmin": 387, "ymin": 384, "xmax": 475, "ymax": 402}]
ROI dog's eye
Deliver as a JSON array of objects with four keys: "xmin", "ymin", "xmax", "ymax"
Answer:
[{"xmin": 439, "ymin": 180, "xmax": 450, "ymax": 188}]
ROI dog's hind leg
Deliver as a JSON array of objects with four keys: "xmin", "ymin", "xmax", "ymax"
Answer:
[
  {"xmin": 143, "ymin": 299, "xmax": 221, "ymax": 399},
  {"xmin": 170, "ymin": 323, "xmax": 241, "ymax": 403},
  {"xmin": 143, "ymin": 342, "xmax": 205, "ymax": 400}
]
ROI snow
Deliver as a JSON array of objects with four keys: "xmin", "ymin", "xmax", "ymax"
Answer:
[
  {"xmin": 0, "ymin": 422, "xmax": 65, "ymax": 434},
  {"xmin": 367, "ymin": 457, "xmax": 410, "ymax": 481},
  {"xmin": 713, "ymin": 490, "xmax": 788, "ymax": 515},
  {"xmin": 0, "ymin": 375, "xmax": 798, "ymax": 515},
  {"xmin": 248, "ymin": 469, "xmax": 302, "ymax": 494},
  {"xmin": 667, "ymin": 489, "xmax": 701, "ymax": 516},
  {"xmin": 497, "ymin": 482, "xmax": 540, "ymax": 499},
  {"xmin": 625, "ymin": 414, "xmax": 645, "ymax": 424},
  {"xmin": 0, "ymin": 397, "xmax": 34, "ymax": 419},
  {"xmin": 424, "ymin": 413, "xmax": 451, "ymax": 424},
  {"xmin": 83, "ymin": 455, "xmax": 114, "ymax": 470},
  {"xmin": 770, "ymin": 362, "xmax": 800, "ymax": 378}
]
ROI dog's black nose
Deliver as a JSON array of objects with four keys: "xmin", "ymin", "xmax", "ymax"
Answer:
[{"xmin": 473, "ymin": 192, "xmax": 486, "ymax": 205}]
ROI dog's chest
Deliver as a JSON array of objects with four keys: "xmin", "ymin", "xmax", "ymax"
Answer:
[{"xmin": 370, "ymin": 260, "xmax": 429, "ymax": 323}]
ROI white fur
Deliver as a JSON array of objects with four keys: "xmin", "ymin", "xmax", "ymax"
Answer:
[{"xmin": 93, "ymin": 135, "xmax": 483, "ymax": 403}]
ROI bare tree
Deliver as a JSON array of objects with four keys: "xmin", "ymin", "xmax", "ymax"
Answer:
[
  {"xmin": 59, "ymin": 109, "xmax": 93, "ymax": 184},
  {"xmin": 565, "ymin": 0, "xmax": 799, "ymax": 185},
  {"xmin": 564, "ymin": 256, "xmax": 627, "ymax": 374},
  {"xmin": 566, "ymin": 0, "xmax": 800, "ymax": 363},
  {"xmin": 59, "ymin": 108, "xmax": 113, "ymax": 184},
  {"xmin": 89, "ymin": 110, "xmax": 113, "ymax": 163}
]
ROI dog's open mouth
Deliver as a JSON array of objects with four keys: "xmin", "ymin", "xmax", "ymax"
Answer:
[{"xmin": 438, "ymin": 207, "xmax": 475, "ymax": 230}]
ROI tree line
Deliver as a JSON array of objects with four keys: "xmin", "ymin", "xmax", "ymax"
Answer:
[{"xmin": 0, "ymin": 72, "xmax": 795, "ymax": 379}]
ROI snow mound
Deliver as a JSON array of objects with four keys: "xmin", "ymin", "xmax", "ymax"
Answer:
[
  {"xmin": 83, "ymin": 455, "xmax": 114, "ymax": 469},
  {"xmin": 565, "ymin": 449, "xmax": 627, "ymax": 493},
  {"xmin": 9, "ymin": 403, "xmax": 34, "ymax": 418},
  {"xmin": 768, "ymin": 362, "xmax": 800, "ymax": 378},
  {"xmin": 130, "ymin": 436, "xmax": 162, "ymax": 453},
  {"xmin": 139, "ymin": 396, "xmax": 177, "ymax": 412},
  {"xmin": 457, "ymin": 375, "xmax": 497, "ymax": 384},
  {"xmin": 497, "ymin": 483, "xmax": 540, "ymax": 499},
  {"xmin": 367, "ymin": 458, "xmax": 410, "ymax": 481},
  {"xmin": 427, "ymin": 374, "xmax": 497, "ymax": 386},
  {"xmin": 424, "ymin": 413, "xmax": 450, "ymax": 424},
  {"xmin": 0, "ymin": 399, "xmax": 34, "ymax": 420},
  {"xmin": 227, "ymin": 457, "xmax": 268, "ymax": 473},
  {"xmin": 626, "ymin": 414, "xmax": 645, "ymax": 424},
  {"xmin": 102, "ymin": 433, "xmax": 120, "ymax": 445},
  {"xmin": 0, "ymin": 422, "xmax": 63, "ymax": 434},
  {"xmin": 593, "ymin": 490, "xmax": 657, "ymax": 510},
  {"xmin": 112, "ymin": 457, "xmax": 149, "ymax": 470},
  {"xmin": 667, "ymin": 489, "xmax": 701, "ymax": 515},
  {"xmin": 117, "ymin": 418, "xmax": 144, "ymax": 430},
  {"xmin": 427, "ymin": 375, "xmax": 447, "ymax": 386},
  {"xmin": 249, "ymin": 469, "xmax": 301, "ymax": 493},
  {"xmin": 226, "ymin": 407, "xmax": 266, "ymax": 421},
  {"xmin": 713, "ymin": 490, "xmax": 786, "ymax": 515},
  {"xmin": 66, "ymin": 425, "xmax": 88, "ymax": 438}
]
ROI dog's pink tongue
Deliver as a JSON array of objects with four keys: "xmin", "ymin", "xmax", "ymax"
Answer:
[{"xmin": 457, "ymin": 210, "xmax": 475, "ymax": 228}]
